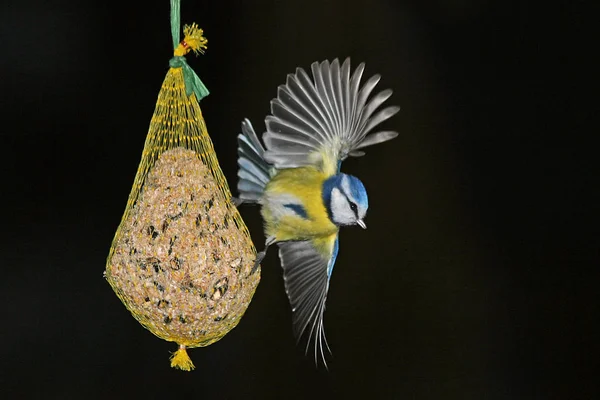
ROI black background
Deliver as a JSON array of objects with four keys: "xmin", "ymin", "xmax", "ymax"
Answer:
[{"xmin": 1, "ymin": 0, "xmax": 595, "ymax": 399}]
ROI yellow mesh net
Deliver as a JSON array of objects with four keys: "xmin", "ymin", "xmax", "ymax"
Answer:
[
  {"xmin": 104, "ymin": 8, "xmax": 259, "ymax": 371},
  {"xmin": 108, "ymin": 66, "xmax": 236, "ymax": 231}
]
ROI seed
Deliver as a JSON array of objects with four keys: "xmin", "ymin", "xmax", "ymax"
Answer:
[{"xmin": 105, "ymin": 148, "xmax": 259, "ymax": 348}]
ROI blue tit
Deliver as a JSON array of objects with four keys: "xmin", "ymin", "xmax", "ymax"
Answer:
[{"xmin": 234, "ymin": 58, "xmax": 399, "ymax": 367}]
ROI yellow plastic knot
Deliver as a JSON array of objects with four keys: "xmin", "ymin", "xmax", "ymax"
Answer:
[
  {"xmin": 174, "ymin": 23, "xmax": 207, "ymax": 57},
  {"xmin": 170, "ymin": 345, "xmax": 195, "ymax": 371}
]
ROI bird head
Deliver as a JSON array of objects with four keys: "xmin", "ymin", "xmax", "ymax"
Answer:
[{"xmin": 322, "ymin": 174, "xmax": 368, "ymax": 228}]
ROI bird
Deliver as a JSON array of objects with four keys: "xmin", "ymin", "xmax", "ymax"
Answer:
[{"xmin": 234, "ymin": 58, "xmax": 399, "ymax": 367}]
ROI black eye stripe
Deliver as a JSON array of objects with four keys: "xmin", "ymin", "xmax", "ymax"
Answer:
[{"xmin": 342, "ymin": 192, "xmax": 359, "ymax": 218}]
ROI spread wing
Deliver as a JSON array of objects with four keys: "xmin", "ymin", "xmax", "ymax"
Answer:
[
  {"xmin": 263, "ymin": 58, "xmax": 400, "ymax": 175},
  {"xmin": 277, "ymin": 235, "xmax": 339, "ymax": 368}
]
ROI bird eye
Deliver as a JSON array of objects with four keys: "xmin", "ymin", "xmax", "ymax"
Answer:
[{"xmin": 349, "ymin": 202, "xmax": 358, "ymax": 214}]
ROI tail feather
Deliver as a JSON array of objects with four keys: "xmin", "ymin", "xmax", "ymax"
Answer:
[{"xmin": 237, "ymin": 118, "xmax": 271, "ymax": 202}]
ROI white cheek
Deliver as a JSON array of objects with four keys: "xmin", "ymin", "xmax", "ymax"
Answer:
[
  {"xmin": 330, "ymin": 189, "xmax": 343, "ymax": 213},
  {"xmin": 330, "ymin": 188, "xmax": 353, "ymax": 224}
]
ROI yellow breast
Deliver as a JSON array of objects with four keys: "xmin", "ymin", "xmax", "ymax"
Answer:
[{"xmin": 261, "ymin": 167, "xmax": 338, "ymax": 242}]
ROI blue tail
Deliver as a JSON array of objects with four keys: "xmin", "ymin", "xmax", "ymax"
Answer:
[{"xmin": 236, "ymin": 118, "xmax": 272, "ymax": 204}]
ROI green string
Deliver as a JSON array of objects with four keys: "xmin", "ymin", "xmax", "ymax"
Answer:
[
  {"xmin": 169, "ymin": 57, "xmax": 210, "ymax": 100},
  {"xmin": 170, "ymin": 0, "xmax": 180, "ymax": 49},
  {"xmin": 169, "ymin": 0, "xmax": 209, "ymax": 101}
]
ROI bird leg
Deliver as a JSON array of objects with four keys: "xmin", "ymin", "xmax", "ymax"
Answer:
[{"xmin": 250, "ymin": 236, "xmax": 275, "ymax": 275}]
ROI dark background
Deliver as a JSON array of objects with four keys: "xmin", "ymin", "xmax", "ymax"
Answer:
[{"xmin": 0, "ymin": 0, "xmax": 595, "ymax": 399}]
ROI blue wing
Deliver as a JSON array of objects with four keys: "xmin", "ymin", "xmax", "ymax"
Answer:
[
  {"xmin": 277, "ymin": 235, "xmax": 339, "ymax": 368},
  {"xmin": 262, "ymin": 58, "xmax": 400, "ymax": 175}
]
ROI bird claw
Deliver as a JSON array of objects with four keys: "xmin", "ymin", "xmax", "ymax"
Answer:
[
  {"xmin": 249, "ymin": 236, "xmax": 275, "ymax": 276},
  {"xmin": 250, "ymin": 251, "xmax": 266, "ymax": 275}
]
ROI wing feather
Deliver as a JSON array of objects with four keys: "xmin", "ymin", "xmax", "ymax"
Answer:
[
  {"xmin": 311, "ymin": 61, "xmax": 339, "ymax": 140},
  {"xmin": 263, "ymin": 119, "xmax": 321, "ymax": 149},
  {"xmin": 354, "ymin": 131, "xmax": 399, "ymax": 150},
  {"xmin": 360, "ymin": 105, "xmax": 401, "ymax": 137},
  {"xmin": 331, "ymin": 59, "xmax": 345, "ymax": 134},
  {"xmin": 270, "ymin": 100, "xmax": 326, "ymax": 145},
  {"xmin": 340, "ymin": 58, "xmax": 351, "ymax": 133},
  {"xmin": 293, "ymin": 68, "xmax": 335, "ymax": 140},
  {"xmin": 278, "ymin": 236, "xmax": 339, "ymax": 368},
  {"xmin": 261, "ymin": 58, "xmax": 399, "ymax": 172},
  {"xmin": 321, "ymin": 60, "xmax": 343, "ymax": 136},
  {"xmin": 238, "ymin": 158, "xmax": 270, "ymax": 185},
  {"xmin": 263, "ymin": 152, "xmax": 307, "ymax": 168},
  {"xmin": 348, "ymin": 62, "xmax": 365, "ymax": 137}
]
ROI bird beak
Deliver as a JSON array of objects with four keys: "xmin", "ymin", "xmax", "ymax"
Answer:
[{"xmin": 357, "ymin": 219, "xmax": 367, "ymax": 229}]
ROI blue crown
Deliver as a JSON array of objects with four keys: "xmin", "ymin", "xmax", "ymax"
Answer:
[{"xmin": 345, "ymin": 175, "xmax": 368, "ymax": 210}]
